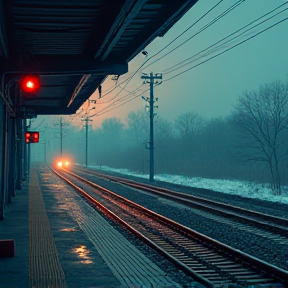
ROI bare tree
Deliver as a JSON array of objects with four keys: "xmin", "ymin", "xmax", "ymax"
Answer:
[
  {"xmin": 174, "ymin": 111, "xmax": 206, "ymax": 139},
  {"xmin": 233, "ymin": 80, "xmax": 288, "ymax": 194},
  {"xmin": 125, "ymin": 111, "xmax": 149, "ymax": 172},
  {"xmin": 155, "ymin": 117, "xmax": 173, "ymax": 141},
  {"xmin": 154, "ymin": 117, "xmax": 174, "ymax": 173},
  {"xmin": 173, "ymin": 112, "xmax": 206, "ymax": 175},
  {"xmin": 96, "ymin": 118, "xmax": 125, "ymax": 167},
  {"xmin": 126, "ymin": 110, "xmax": 149, "ymax": 146}
]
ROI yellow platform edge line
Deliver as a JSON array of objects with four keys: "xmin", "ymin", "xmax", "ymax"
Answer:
[{"xmin": 29, "ymin": 165, "xmax": 67, "ymax": 288}]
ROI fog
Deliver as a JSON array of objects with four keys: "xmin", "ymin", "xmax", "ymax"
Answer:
[{"xmin": 30, "ymin": 0, "xmax": 288, "ymax": 194}]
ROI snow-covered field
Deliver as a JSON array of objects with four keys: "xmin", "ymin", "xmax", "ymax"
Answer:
[{"xmin": 88, "ymin": 165, "xmax": 288, "ymax": 205}]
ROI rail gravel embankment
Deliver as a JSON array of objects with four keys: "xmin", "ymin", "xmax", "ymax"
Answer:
[{"xmin": 78, "ymin": 168, "xmax": 288, "ymax": 273}]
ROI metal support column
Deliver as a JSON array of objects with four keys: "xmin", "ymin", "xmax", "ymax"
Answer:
[
  {"xmin": 23, "ymin": 120, "xmax": 31, "ymax": 181},
  {"xmin": 16, "ymin": 118, "xmax": 23, "ymax": 189},
  {"xmin": 7, "ymin": 117, "xmax": 16, "ymax": 202},
  {"xmin": 0, "ymin": 104, "xmax": 8, "ymax": 219}
]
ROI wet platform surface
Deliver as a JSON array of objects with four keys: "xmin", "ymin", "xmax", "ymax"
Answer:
[
  {"xmin": 0, "ymin": 185, "xmax": 29, "ymax": 288},
  {"xmin": 0, "ymin": 164, "xmax": 182, "ymax": 288}
]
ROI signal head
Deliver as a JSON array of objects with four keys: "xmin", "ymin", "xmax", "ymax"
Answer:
[
  {"xmin": 20, "ymin": 75, "xmax": 41, "ymax": 93},
  {"xmin": 25, "ymin": 131, "xmax": 40, "ymax": 143}
]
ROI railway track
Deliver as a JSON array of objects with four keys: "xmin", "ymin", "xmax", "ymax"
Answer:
[
  {"xmin": 52, "ymin": 166, "xmax": 288, "ymax": 288},
  {"xmin": 71, "ymin": 166, "xmax": 288, "ymax": 239}
]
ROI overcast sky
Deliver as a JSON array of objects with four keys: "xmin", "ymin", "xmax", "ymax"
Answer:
[{"xmin": 34, "ymin": 0, "xmax": 288, "ymax": 130}]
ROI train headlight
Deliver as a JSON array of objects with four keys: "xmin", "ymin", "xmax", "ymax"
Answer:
[{"xmin": 57, "ymin": 161, "xmax": 63, "ymax": 167}]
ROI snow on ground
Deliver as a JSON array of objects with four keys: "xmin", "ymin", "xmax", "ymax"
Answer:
[{"xmin": 88, "ymin": 165, "xmax": 288, "ymax": 205}]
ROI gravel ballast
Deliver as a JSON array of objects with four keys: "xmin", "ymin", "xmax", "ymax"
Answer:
[{"xmin": 77, "ymin": 168, "xmax": 288, "ymax": 272}]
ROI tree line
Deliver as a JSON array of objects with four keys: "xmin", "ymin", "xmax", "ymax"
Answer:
[{"xmin": 60, "ymin": 79, "xmax": 288, "ymax": 195}]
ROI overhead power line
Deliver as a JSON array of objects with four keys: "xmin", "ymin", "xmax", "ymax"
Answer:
[
  {"xmin": 31, "ymin": 118, "xmax": 45, "ymax": 130},
  {"xmin": 99, "ymin": 75, "xmax": 134, "ymax": 100},
  {"xmin": 88, "ymin": 2, "xmax": 287, "ymax": 116},
  {"xmin": 94, "ymin": 80, "xmax": 163, "ymax": 117},
  {"xmin": 93, "ymin": 14, "xmax": 288, "ymax": 117},
  {"xmin": 163, "ymin": 4, "xmax": 288, "ymax": 75},
  {"xmin": 145, "ymin": 0, "xmax": 225, "ymax": 62},
  {"xmin": 89, "ymin": 84, "xmax": 145, "ymax": 117},
  {"xmin": 98, "ymin": 0, "xmax": 224, "ymax": 103},
  {"xmin": 163, "ymin": 17, "xmax": 288, "ymax": 82},
  {"xmin": 94, "ymin": 88, "xmax": 150, "ymax": 117},
  {"xmin": 142, "ymin": 0, "xmax": 246, "ymax": 71}
]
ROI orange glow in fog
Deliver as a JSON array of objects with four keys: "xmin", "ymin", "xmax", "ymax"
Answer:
[{"xmin": 54, "ymin": 155, "xmax": 73, "ymax": 168}]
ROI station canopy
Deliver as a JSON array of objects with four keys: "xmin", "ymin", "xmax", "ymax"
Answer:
[{"xmin": 0, "ymin": 0, "xmax": 197, "ymax": 116}]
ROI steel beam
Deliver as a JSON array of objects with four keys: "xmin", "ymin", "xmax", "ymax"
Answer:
[
  {"xmin": 1, "ymin": 56, "xmax": 128, "ymax": 75},
  {"xmin": 0, "ymin": 0, "xmax": 9, "ymax": 58}
]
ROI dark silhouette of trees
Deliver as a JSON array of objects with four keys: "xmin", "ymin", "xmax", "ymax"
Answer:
[
  {"xmin": 91, "ymin": 117, "xmax": 125, "ymax": 168},
  {"xmin": 173, "ymin": 112, "xmax": 206, "ymax": 175},
  {"xmin": 63, "ymin": 78, "xmax": 288, "ymax": 194},
  {"xmin": 174, "ymin": 111, "xmax": 206, "ymax": 139},
  {"xmin": 154, "ymin": 117, "xmax": 174, "ymax": 173},
  {"xmin": 197, "ymin": 117, "xmax": 237, "ymax": 179},
  {"xmin": 125, "ymin": 111, "xmax": 149, "ymax": 172},
  {"xmin": 232, "ymin": 80, "xmax": 288, "ymax": 194}
]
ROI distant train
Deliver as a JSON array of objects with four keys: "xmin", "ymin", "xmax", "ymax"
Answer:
[{"xmin": 53, "ymin": 156, "xmax": 73, "ymax": 168}]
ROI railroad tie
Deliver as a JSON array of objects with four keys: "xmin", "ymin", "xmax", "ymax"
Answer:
[{"xmin": 29, "ymin": 167, "xmax": 66, "ymax": 288}]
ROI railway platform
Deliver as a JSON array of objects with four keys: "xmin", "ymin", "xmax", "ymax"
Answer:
[{"xmin": 0, "ymin": 164, "xmax": 184, "ymax": 288}]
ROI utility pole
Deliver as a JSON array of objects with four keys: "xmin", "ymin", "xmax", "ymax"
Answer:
[
  {"xmin": 141, "ymin": 72, "xmax": 162, "ymax": 182},
  {"xmin": 24, "ymin": 119, "xmax": 31, "ymax": 180},
  {"xmin": 54, "ymin": 117, "xmax": 68, "ymax": 157},
  {"xmin": 81, "ymin": 108, "xmax": 94, "ymax": 167},
  {"xmin": 60, "ymin": 117, "xmax": 63, "ymax": 156},
  {"xmin": 85, "ymin": 117, "xmax": 90, "ymax": 167},
  {"xmin": 43, "ymin": 140, "xmax": 49, "ymax": 164}
]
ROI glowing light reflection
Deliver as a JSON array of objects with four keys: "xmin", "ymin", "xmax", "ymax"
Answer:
[
  {"xmin": 74, "ymin": 245, "xmax": 93, "ymax": 264},
  {"xmin": 61, "ymin": 227, "xmax": 77, "ymax": 232}
]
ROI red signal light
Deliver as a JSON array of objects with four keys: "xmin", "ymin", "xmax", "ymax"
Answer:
[
  {"xmin": 25, "ymin": 132, "xmax": 31, "ymax": 143},
  {"xmin": 20, "ymin": 75, "xmax": 41, "ymax": 93},
  {"xmin": 25, "ymin": 131, "xmax": 40, "ymax": 143},
  {"xmin": 26, "ymin": 80, "xmax": 35, "ymax": 89},
  {"xmin": 33, "ymin": 132, "xmax": 39, "ymax": 141}
]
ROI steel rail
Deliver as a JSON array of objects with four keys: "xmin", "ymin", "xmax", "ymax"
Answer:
[
  {"xmin": 71, "ymin": 166, "xmax": 288, "ymax": 236},
  {"xmin": 51, "ymin": 167, "xmax": 214, "ymax": 287},
  {"xmin": 52, "ymin": 166, "xmax": 288, "ymax": 287}
]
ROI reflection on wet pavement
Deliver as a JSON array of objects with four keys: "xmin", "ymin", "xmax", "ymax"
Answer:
[
  {"xmin": 61, "ymin": 227, "xmax": 78, "ymax": 232},
  {"xmin": 74, "ymin": 245, "xmax": 93, "ymax": 264}
]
